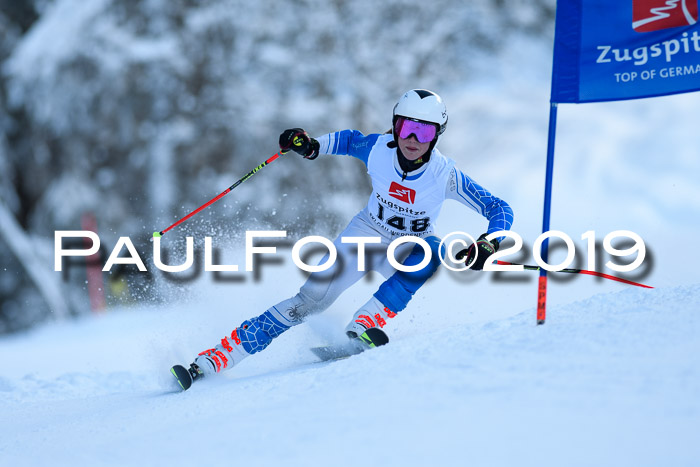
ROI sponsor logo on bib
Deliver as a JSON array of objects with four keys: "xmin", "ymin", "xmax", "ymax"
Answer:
[{"xmin": 388, "ymin": 182, "xmax": 416, "ymax": 204}]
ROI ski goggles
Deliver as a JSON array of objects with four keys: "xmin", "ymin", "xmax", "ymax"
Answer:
[{"xmin": 394, "ymin": 116, "xmax": 438, "ymax": 143}]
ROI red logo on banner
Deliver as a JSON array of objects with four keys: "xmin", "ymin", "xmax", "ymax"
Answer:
[
  {"xmin": 633, "ymin": 0, "xmax": 698, "ymax": 32},
  {"xmin": 388, "ymin": 182, "xmax": 416, "ymax": 204}
]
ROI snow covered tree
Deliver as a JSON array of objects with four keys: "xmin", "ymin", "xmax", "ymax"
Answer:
[{"xmin": 0, "ymin": 0, "xmax": 554, "ymax": 332}]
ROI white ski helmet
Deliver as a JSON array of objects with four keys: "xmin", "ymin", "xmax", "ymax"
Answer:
[{"xmin": 392, "ymin": 89, "xmax": 448, "ymax": 137}]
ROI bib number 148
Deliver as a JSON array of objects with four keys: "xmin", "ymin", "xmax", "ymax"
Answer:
[{"xmin": 377, "ymin": 205, "xmax": 430, "ymax": 233}]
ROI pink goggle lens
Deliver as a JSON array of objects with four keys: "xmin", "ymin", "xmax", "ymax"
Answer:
[{"xmin": 395, "ymin": 117, "xmax": 437, "ymax": 143}]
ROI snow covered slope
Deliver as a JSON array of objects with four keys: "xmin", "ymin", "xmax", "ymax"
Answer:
[
  {"xmin": 2, "ymin": 2, "xmax": 699, "ymax": 466},
  {"xmin": 1, "ymin": 282, "xmax": 698, "ymax": 466}
]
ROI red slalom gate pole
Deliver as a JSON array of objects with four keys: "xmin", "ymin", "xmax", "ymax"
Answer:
[
  {"xmin": 82, "ymin": 212, "xmax": 106, "ymax": 312},
  {"xmin": 538, "ymin": 102, "xmax": 559, "ymax": 325},
  {"xmin": 153, "ymin": 150, "xmax": 288, "ymax": 238},
  {"xmin": 495, "ymin": 261, "xmax": 654, "ymax": 289}
]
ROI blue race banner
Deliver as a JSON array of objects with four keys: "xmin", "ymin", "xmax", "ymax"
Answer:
[{"xmin": 551, "ymin": 0, "xmax": 700, "ymax": 103}]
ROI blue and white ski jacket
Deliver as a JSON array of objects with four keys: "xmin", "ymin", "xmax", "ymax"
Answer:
[{"xmin": 316, "ymin": 130, "xmax": 514, "ymax": 240}]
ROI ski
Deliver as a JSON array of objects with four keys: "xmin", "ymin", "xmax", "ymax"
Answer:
[
  {"xmin": 171, "ymin": 329, "xmax": 389, "ymax": 391},
  {"xmin": 310, "ymin": 327, "xmax": 389, "ymax": 362},
  {"xmin": 170, "ymin": 363, "xmax": 204, "ymax": 391},
  {"xmin": 310, "ymin": 343, "xmax": 363, "ymax": 361}
]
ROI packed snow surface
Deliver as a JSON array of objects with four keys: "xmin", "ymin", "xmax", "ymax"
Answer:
[{"xmin": 1, "ymin": 280, "xmax": 698, "ymax": 466}]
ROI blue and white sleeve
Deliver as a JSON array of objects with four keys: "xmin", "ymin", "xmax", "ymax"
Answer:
[
  {"xmin": 446, "ymin": 167, "xmax": 514, "ymax": 238},
  {"xmin": 315, "ymin": 130, "xmax": 381, "ymax": 167}
]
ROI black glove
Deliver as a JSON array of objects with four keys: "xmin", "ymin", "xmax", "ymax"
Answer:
[
  {"xmin": 279, "ymin": 128, "xmax": 320, "ymax": 160},
  {"xmin": 456, "ymin": 233, "xmax": 499, "ymax": 271}
]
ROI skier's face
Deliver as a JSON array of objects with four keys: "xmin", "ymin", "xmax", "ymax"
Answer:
[{"xmin": 398, "ymin": 133, "xmax": 431, "ymax": 161}]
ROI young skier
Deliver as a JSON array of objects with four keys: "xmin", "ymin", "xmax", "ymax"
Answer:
[{"xmin": 174, "ymin": 89, "xmax": 513, "ymax": 387}]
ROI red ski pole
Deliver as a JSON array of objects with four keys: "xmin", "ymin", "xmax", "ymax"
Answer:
[
  {"xmin": 153, "ymin": 150, "xmax": 288, "ymax": 238},
  {"xmin": 495, "ymin": 260, "xmax": 653, "ymax": 289}
]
